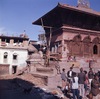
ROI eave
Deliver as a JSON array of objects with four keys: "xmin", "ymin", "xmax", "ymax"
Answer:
[{"xmin": 32, "ymin": 3, "xmax": 100, "ymax": 26}]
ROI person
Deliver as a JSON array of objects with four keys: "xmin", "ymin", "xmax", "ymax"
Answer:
[
  {"xmin": 55, "ymin": 60, "xmax": 61, "ymax": 74},
  {"xmin": 88, "ymin": 68, "xmax": 94, "ymax": 90},
  {"xmin": 84, "ymin": 70, "xmax": 89, "ymax": 95},
  {"xmin": 67, "ymin": 55, "xmax": 73, "ymax": 62},
  {"xmin": 67, "ymin": 65, "xmax": 74, "ymax": 81},
  {"xmin": 67, "ymin": 65, "xmax": 74, "ymax": 91},
  {"xmin": 78, "ymin": 68, "xmax": 85, "ymax": 98},
  {"xmin": 73, "ymin": 56, "xmax": 76, "ymax": 62},
  {"xmin": 91, "ymin": 73, "xmax": 100, "ymax": 99},
  {"xmin": 72, "ymin": 72, "xmax": 79, "ymax": 99},
  {"xmin": 61, "ymin": 68, "xmax": 68, "ymax": 91}
]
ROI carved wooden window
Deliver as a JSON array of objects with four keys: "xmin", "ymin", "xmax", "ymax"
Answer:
[
  {"xmin": 83, "ymin": 35, "xmax": 91, "ymax": 43},
  {"xmin": 84, "ymin": 44, "xmax": 89, "ymax": 53},
  {"xmin": 92, "ymin": 37, "xmax": 99, "ymax": 44},
  {"xmin": 72, "ymin": 43, "xmax": 80, "ymax": 54},
  {"xmin": 93, "ymin": 45, "xmax": 98, "ymax": 54},
  {"xmin": 83, "ymin": 36, "xmax": 91, "ymax": 53},
  {"xmin": 73, "ymin": 35, "xmax": 81, "ymax": 42}
]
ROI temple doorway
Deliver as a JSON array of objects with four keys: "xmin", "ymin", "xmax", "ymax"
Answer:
[{"xmin": 93, "ymin": 45, "xmax": 98, "ymax": 54}]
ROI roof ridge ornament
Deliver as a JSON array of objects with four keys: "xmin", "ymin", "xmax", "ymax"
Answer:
[{"xmin": 77, "ymin": 0, "xmax": 90, "ymax": 8}]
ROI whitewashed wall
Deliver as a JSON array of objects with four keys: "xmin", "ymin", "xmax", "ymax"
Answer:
[{"xmin": 0, "ymin": 48, "xmax": 28, "ymax": 74}]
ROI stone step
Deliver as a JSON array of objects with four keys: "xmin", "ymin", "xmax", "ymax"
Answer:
[
  {"xmin": 30, "ymin": 72, "xmax": 61, "ymax": 87},
  {"xmin": 31, "ymin": 61, "xmax": 45, "ymax": 67},
  {"xmin": 36, "ymin": 67, "xmax": 54, "ymax": 73},
  {"xmin": 30, "ymin": 72, "xmax": 55, "ymax": 85},
  {"xmin": 30, "ymin": 72, "xmax": 54, "ymax": 78}
]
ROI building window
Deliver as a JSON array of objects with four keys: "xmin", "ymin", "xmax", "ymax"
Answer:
[
  {"xmin": 3, "ymin": 52, "xmax": 8, "ymax": 63},
  {"xmin": 13, "ymin": 53, "xmax": 17, "ymax": 60},
  {"xmin": 93, "ymin": 45, "xmax": 98, "ymax": 54},
  {"xmin": 4, "ymin": 52, "xmax": 8, "ymax": 59}
]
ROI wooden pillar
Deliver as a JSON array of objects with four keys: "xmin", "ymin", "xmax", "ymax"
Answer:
[
  {"xmin": 80, "ymin": 41, "xmax": 83, "ymax": 57},
  {"xmin": 90, "ymin": 43, "xmax": 93, "ymax": 57},
  {"xmin": 98, "ymin": 44, "xmax": 100, "ymax": 57}
]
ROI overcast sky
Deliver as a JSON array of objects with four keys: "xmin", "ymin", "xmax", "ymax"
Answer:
[{"xmin": 0, "ymin": 0, "xmax": 100, "ymax": 40}]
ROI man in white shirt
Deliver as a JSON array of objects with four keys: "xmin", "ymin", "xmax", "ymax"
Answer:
[{"xmin": 72, "ymin": 72, "xmax": 79, "ymax": 99}]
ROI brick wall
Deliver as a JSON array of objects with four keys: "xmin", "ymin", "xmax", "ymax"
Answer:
[{"xmin": 0, "ymin": 64, "xmax": 10, "ymax": 75}]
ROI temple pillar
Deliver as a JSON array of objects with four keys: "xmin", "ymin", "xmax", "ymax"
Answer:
[
  {"xmin": 61, "ymin": 40, "xmax": 69, "ymax": 61},
  {"xmin": 90, "ymin": 43, "xmax": 93, "ymax": 57},
  {"xmin": 82, "ymin": 42, "xmax": 85, "ymax": 57},
  {"xmin": 54, "ymin": 44, "xmax": 57, "ymax": 53},
  {"xmin": 51, "ymin": 47, "xmax": 54, "ymax": 53},
  {"xmin": 97, "ymin": 44, "xmax": 100, "ymax": 57},
  {"xmin": 70, "ymin": 41, "xmax": 73, "ymax": 56},
  {"xmin": 98, "ymin": 44, "xmax": 100, "ymax": 57}
]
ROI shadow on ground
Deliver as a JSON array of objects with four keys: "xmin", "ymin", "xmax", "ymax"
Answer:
[{"xmin": 0, "ymin": 78, "xmax": 60, "ymax": 99}]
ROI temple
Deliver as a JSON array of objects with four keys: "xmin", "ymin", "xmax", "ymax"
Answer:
[{"xmin": 33, "ymin": 3, "xmax": 100, "ymax": 60}]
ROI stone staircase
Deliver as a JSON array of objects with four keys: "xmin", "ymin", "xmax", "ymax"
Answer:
[
  {"xmin": 29, "ymin": 60, "xmax": 52, "ymax": 83},
  {"xmin": 29, "ymin": 56, "xmax": 100, "ymax": 88}
]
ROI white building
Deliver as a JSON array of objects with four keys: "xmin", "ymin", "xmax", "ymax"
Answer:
[{"xmin": 0, "ymin": 34, "xmax": 29, "ymax": 75}]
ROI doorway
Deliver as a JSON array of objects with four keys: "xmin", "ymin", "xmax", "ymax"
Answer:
[
  {"xmin": 93, "ymin": 45, "xmax": 98, "ymax": 54},
  {"xmin": 12, "ymin": 65, "xmax": 17, "ymax": 74}
]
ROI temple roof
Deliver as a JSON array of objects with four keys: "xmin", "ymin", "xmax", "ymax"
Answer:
[
  {"xmin": 32, "ymin": 3, "xmax": 100, "ymax": 26},
  {"xmin": 59, "ymin": 3, "xmax": 100, "ymax": 16}
]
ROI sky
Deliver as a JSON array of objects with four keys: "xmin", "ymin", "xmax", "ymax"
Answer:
[{"xmin": 0, "ymin": 0, "xmax": 100, "ymax": 41}]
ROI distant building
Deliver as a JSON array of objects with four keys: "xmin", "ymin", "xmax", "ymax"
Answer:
[
  {"xmin": 0, "ymin": 34, "xmax": 29, "ymax": 75},
  {"xmin": 28, "ymin": 40, "xmax": 40, "ymax": 52},
  {"xmin": 33, "ymin": 2, "xmax": 100, "ymax": 60}
]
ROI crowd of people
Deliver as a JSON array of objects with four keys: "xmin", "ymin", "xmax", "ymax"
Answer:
[{"xmin": 61, "ymin": 65, "xmax": 100, "ymax": 99}]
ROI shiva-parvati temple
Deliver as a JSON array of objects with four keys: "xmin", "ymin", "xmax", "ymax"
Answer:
[
  {"xmin": 33, "ymin": 2, "xmax": 100, "ymax": 62},
  {"xmin": 27, "ymin": 1, "xmax": 100, "ymax": 88}
]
